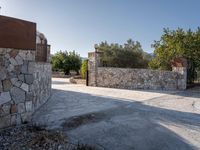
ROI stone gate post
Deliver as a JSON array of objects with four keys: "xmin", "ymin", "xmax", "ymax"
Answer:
[
  {"xmin": 88, "ymin": 50, "xmax": 102, "ymax": 86},
  {"xmin": 172, "ymin": 58, "xmax": 187, "ymax": 90}
]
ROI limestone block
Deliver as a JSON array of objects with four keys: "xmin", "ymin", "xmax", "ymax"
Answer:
[
  {"xmin": 21, "ymin": 112, "xmax": 31, "ymax": 123},
  {"xmin": 5, "ymin": 53, "xmax": 10, "ymax": 59},
  {"xmin": 28, "ymin": 62, "xmax": 35, "ymax": 74},
  {"xmin": 10, "ymin": 87, "xmax": 25, "ymax": 103},
  {"xmin": 10, "ymin": 104, "xmax": 17, "ymax": 114},
  {"xmin": 26, "ymin": 51, "xmax": 35, "ymax": 61},
  {"xmin": 18, "ymin": 51, "xmax": 26, "ymax": 59},
  {"xmin": 18, "ymin": 74, "xmax": 25, "ymax": 82},
  {"xmin": 14, "ymin": 66, "xmax": 21, "ymax": 75},
  {"xmin": 0, "ymin": 67, "xmax": 7, "ymax": 80},
  {"xmin": 0, "ymin": 92, "xmax": 11, "ymax": 105},
  {"xmin": 20, "ymin": 83, "xmax": 29, "ymax": 92},
  {"xmin": 10, "ymin": 78, "xmax": 18, "ymax": 85},
  {"xmin": 17, "ymin": 103, "xmax": 25, "ymax": 113},
  {"xmin": 9, "ymin": 58, "xmax": 18, "ymax": 66},
  {"xmin": 25, "ymin": 101, "xmax": 33, "ymax": 112},
  {"xmin": 2, "ymin": 79, "xmax": 12, "ymax": 92},
  {"xmin": 7, "ymin": 64, "xmax": 14, "ymax": 72},
  {"xmin": 1, "ymin": 104, "xmax": 10, "ymax": 116},
  {"xmin": 14, "ymin": 80, "xmax": 22, "ymax": 87},
  {"xmin": 10, "ymin": 114, "xmax": 21, "ymax": 126},
  {"xmin": 0, "ymin": 80, "xmax": 2, "ymax": 92},
  {"xmin": 25, "ymin": 74, "xmax": 34, "ymax": 84},
  {"xmin": 26, "ymin": 92, "xmax": 34, "ymax": 101},
  {"xmin": 21, "ymin": 60, "xmax": 28, "ymax": 74},
  {"xmin": 15, "ymin": 55, "xmax": 23, "ymax": 65},
  {"xmin": 0, "ymin": 115, "xmax": 10, "ymax": 128},
  {"xmin": 0, "ymin": 55, "xmax": 4, "ymax": 66},
  {"xmin": 9, "ymin": 50, "xmax": 19, "ymax": 58}
]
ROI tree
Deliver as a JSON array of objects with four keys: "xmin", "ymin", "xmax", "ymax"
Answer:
[
  {"xmin": 96, "ymin": 39, "xmax": 152, "ymax": 68},
  {"xmin": 149, "ymin": 28, "xmax": 200, "ymax": 82},
  {"xmin": 51, "ymin": 50, "xmax": 82, "ymax": 75},
  {"xmin": 81, "ymin": 60, "xmax": 88, "ymax": 79}
]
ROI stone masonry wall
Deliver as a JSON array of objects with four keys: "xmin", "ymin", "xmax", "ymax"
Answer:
[
  {"xmin": 0, "ymin": 48, "xmax": 51, "ymax": 128},
  {"xmin": 97, "ymin": 67, "xmax": 185, "ymax": 90},
  {"xmin": 88, "ymin": 52, "xmax": 187, "ymax": 90}
]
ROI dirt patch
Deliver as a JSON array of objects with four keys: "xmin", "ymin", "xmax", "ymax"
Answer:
[{"xmin": 62, "ymin": 113, "xmax": 105, "ymax": 130}]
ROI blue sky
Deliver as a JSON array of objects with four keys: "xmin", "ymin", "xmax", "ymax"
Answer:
[{"xmin": 0, "ymin": 0, "xmax": 200, "ymax": 57}]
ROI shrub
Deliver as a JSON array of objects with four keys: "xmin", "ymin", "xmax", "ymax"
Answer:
[{"xmin": 81, "ymin": 60, "xmax": 88, "ymax": 79}]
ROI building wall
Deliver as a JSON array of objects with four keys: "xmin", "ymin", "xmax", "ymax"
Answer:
[{"xmin": 0, "ymin": 48, "xmax": 51, "ymax": 128}]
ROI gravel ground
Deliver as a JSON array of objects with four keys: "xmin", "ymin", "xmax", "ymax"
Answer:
[
  {"xmin": 0, "ymin": 125, "xmax": 76, "ymax": 150},
  {"xmin": 0, "ymin": 125, "xmax": 98, "ymax": 150}
]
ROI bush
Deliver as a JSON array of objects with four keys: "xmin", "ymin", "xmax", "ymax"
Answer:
[{"xmin": 81, "ymin": 60, "xmax": 88, "ymax": 79}]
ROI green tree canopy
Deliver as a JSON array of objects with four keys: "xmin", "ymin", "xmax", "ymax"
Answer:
[
  {"xmin": 51, "ymin": 50, "xmax": 81, "ymax": 75},
  {"xmin": 149, "ymin": 28, "xmax": 200, "ymax": 71},
  {"xmin": 96, "ymin": 39, "xmax": 152, "ymax": 68}
]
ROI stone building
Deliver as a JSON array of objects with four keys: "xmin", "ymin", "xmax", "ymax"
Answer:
[{"xmin": 0, "ymin": 16, "xmax": 52, "ymax": 128}]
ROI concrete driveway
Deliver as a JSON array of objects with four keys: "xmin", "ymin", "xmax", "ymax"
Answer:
[{"xmin": 33, "ymin": 78, "xmax": 200, "ymax": 150}]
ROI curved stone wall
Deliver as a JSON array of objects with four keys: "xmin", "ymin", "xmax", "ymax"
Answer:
[{"xmin": 0, "ymin": 48, "xmax": 51, "ymax": 128}]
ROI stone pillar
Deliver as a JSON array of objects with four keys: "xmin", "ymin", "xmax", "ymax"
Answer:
[
  {"xmin": 88, "ymin": 52, "xmax": 97, "ymax": 86},
  {"xmin": 88, "ymin": 51, "xmax": 102, "ymax": 86},
  {"xmin": 172, "ymin": 58, "xmax": 187, "ymax": 90}
]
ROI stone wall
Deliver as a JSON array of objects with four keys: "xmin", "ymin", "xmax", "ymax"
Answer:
[
  {"xmin": 97, "ymin": 67, "xmax": 185, "ymax": 90},
  {"xmin": 88, "ymin": 52, "xmax": 187, "ymax": 90},
  {"xmin": 0, "ymin": 48, "xmax": 51, "ymax": 128}
]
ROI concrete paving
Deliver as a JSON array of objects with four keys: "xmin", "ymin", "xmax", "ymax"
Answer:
[{"xmin": 33, "ymin": 78, "xmax": 200, "ymax": 150}]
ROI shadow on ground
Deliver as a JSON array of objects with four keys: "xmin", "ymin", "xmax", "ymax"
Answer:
[{"xmin": 33, "ymin": 87, "xmax": 200, "ymax": 150}]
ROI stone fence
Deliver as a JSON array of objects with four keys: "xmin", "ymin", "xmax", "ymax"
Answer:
[
  {"xmin": 88, "ymin": 52, "xmax": 187, "ymax": 90},
  {"xmin": 0, "ymin": 16, "xmax": 51, "ymax": 129}
]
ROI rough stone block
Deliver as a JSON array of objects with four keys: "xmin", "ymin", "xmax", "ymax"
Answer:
[
  {"xmin": 18, "ymin": 74, "xmax": 25, "ymax": 82},
  {"xmin": 0, "ymin": 92, "xmax": 11, "ymax": 105},
  {"xmin": 21, "ymin": 60, "xmax": 28, "ymax": 74},
  {"xmin": 0, "ymin": 115, "xmax": 10, "ymax": 128},
  {"xmin": 14, "ymin": 65, "xmax": 21, "ymax": 75},
  {"xmin": 28, "ymin": 62, "xmax": 35, "ymax": 74},
  {"xmin": 10, "ymin": 78, "xmax": 18, "ymax": 85},
  {"xmin": 20, "ymin": 83, "xmax": 29, "ymax": 92},
  {"xmin": 9, "ymin": 58, "xmax": 18, "ymax": 66},
  {"xmin": 25, "ymin": 101, "xmax": 33, "ymax": 112},
  {"xmin": 25, "ymin": 74, "xmax": 34, "ymax": 84},
  {"xmin": 9, "ymin": 50, "xmax": 19, "ymax": 58},
  {"xmin": 26, "ymin": 52, "xmax": 35, "ymax": 61},
  {"xmin": 10, "ymin": 104, "xmax": 17, "ymax": 114},
  {"xmin": 10, "ymin": 114, "xmax": 21, "ymax": 126},
  {"xmin": 0, "ymin": 67, "xmax": 7, "ymax": 80},
  {"xmin": 7, "ymin": 64, "xmax": 14, "ymax": 72},
  {"xmin": 0, "ymin": 55, "xmax": 4, "ymax": 66},
  {"xmin": 5, "ymin": 53, "xmax": 10, "ymax": 59},
  {"xmin": 1, "ymin": 104, "xmax": 10, "ymax": 116},
  {"xmin": 21, "ymin": 112, "xmax": 31, "ymax": 123},
  {"xmin": 17, "ymin": 103, "xmax": 25, "ymax": 113},
  {"xmin": 15, "ymin": 55, "xmax": 23, "ymax": 65},
  {"xmin": 26, "ymin": 92, "xmax": 34, "ymax": 101},
  {"xmin": 0, "ymin": 80, "xmax": 2, "ymax": 92},
  {"xmin": 10, "ymin": 87, "xmax": 25, "ymax": 103},
  {"xmin": 2, "ymin": 79, "xmax": 12, "ymax": 92}
]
